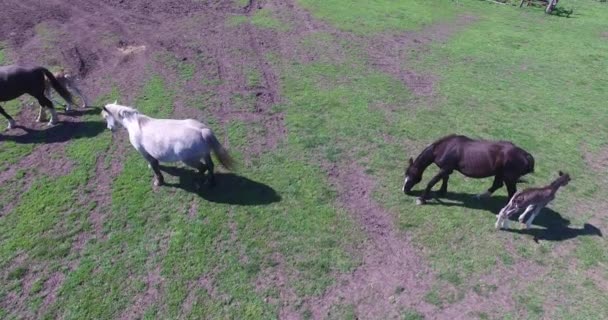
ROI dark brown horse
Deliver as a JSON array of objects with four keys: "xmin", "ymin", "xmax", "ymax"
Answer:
[
  {"xmin": 0, "ymin": 65, "xmax": 74, "ymax": 129},
  {"xmin": 402, "ymin": 134, "xmax": 535, "ymax": 205}
]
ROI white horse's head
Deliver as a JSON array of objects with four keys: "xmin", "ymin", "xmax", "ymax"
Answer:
[{"xmin": 101, "ymin": 102, "xmax": 138, "ymax": 132}]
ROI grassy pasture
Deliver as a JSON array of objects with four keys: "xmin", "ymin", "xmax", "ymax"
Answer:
[{"xmin": 1, "ymin": 0, "xmax": 607, "ymax": 319}]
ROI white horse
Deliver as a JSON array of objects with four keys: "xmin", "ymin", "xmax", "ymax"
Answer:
[{"xmin": 101, "ymin": 102, "xmax": 234, "ymax": 187}]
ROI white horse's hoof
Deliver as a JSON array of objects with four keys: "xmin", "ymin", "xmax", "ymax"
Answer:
[
  {"xmin": 7, "ymin": 120, "xmax": 16, "ymax": 129},
  {"xmin": 415, "ymin": 198, "xmax": 424, "ymax": 205},
  {"xmin": 47, "ymin": 121, "xmax": 57, "ymax": 126}
]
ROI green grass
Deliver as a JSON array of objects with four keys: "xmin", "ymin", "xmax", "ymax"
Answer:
[
  {"xmin": 298, "ymin": 0, "xmax": 455, "ymax": 33},
  {"xmin": 2, "ymin": 0, "xmax": 608, "ymax": 318},
  {"xmin": 251, "ymin": 8, "xmax": 290, "ymax": 31}
]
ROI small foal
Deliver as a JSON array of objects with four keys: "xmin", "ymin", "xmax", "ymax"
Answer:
[{"xmin": 495, "ymin": 171, "xmax": 571, "ymax": 230}]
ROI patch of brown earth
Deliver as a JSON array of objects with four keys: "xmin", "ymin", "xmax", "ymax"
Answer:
[
  {"xmin": 255, "ymin": 252, "xmax": 299, "ymax": 319},
  {"xmin": 39, "ymin": 272, "xmax": 66, "ymax": 312},
  {"xmin": 304, "ymin": 163, "xmax": 435, "ymax": 319},
  {"xmin": 0, "ymin": 263, "xmax": 37, "ymax": 318},
  {"xmin": 433, "ymin": 261, "xmax": 546, "ymax": 319},
  {"xmin": 118, "ymin": 266, "xmax": 164, "ymax": 320}
]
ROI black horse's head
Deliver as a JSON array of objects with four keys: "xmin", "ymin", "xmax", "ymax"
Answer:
[{"xmin": 402, "ymin": 157, "xmax": 422, "ymax": 194}]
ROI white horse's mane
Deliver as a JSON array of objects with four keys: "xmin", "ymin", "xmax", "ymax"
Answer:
[{"xmin": 105, "ymin": 102, "xmax": 140, "ymax": 117}]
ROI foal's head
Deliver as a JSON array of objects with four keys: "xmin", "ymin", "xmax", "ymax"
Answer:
[
  {"xmin": 402, "ymin": 157, "xmax": 423, "ymax": 194},
  {"xmin": 101, "ymin": 102, "xmax": 138, "ymax": 132}
]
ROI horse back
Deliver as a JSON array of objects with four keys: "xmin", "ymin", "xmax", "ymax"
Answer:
[{"xmin": 0, "ymin": 65, "xmax": 46, "ymax": 101}]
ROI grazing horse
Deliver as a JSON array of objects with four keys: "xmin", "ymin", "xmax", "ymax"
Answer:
[
  {"xmin": 0, "ymin": 65, "xmax": 74, "ymax": 128},
  {"xmin": 101, "ymin": 102, "xmax": 234, "ymax": 187},
  {"xmin": 43, "ymin": 68, "xmax": 89, "ymax": 111},
  {"xmin": 495, "ymin": 171, "xmax": 570, "ymax": 230},
  {"xmin": 402, "ymin": 134, "xmax": 535, "ymax": 205}
]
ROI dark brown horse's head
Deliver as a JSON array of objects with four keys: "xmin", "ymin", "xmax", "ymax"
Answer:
[
  {"xmin": 556, "ymin": 171, "xmax": 571, "ymax": 187},
  {"xmin": 402, "ymin": 157, "xmax": 422, "ymax": 194}
]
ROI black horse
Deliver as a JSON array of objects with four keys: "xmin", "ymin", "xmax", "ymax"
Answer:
[
  {"xmin": 402, "ymin": 134, "xmax": 535, "ymax": 205},
  {"xmin": 0, "ymin": 65, "xmax": 74, "ymax": 129}
]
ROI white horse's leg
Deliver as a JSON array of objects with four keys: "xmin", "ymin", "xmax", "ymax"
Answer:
[{"xmin": 525, "ymin": 207, "xmax": 543, "ymax": 229}]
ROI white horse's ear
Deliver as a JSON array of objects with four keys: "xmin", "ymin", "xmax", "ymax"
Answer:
[
  {"xmin": 113, "ymin": 100, "xmax": 118, "ymax": 105},
  {"xmin": 118, "ymin": 109, "xmax": 128, "ymax": 118}
]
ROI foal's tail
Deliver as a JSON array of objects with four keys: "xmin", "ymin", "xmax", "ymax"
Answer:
[
  {"xmin": 39, "ymin": 67, "xmax": 75, "ymax": 106},
  {"xmin": 202, "ymin": 128, "xmax": 235, "ymax": 170}
]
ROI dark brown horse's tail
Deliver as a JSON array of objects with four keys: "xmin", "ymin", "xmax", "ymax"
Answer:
[
  {"xmin": 202, "ymin": 128, "xmax": 235, "ymax": 170},
  {"xmin": 39, "ymin": 67, "xmax": 75, "ymax": 106},
  {"xmin": 525, "ymin": 153, "xmax": 535, "ymax": 174}
]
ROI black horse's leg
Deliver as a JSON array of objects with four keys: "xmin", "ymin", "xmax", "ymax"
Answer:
[
  {"xmin": 204, "ymin": 154, "xmax": 216, "ymax": 187},
  {"xmin": 477, "ymin": 175, "xmax": 504, "ymax": 199},
  {"xmin": 0, "ymin": 105, "xmax": 16, "ymax": 129},
  {"xmin": 418, "ymin": 168, "xmax": 451, "ymax": 205},
  {"xmin": 438, "ymin": 175, "xmax": 449, "ymax": 196},
  {"xmin": 35, "ymin": 94, "xmax": 58, "ymax": 125},
  {"xmin": 505, "ymin": 179, "xmax": 517, "ymax": 200}
]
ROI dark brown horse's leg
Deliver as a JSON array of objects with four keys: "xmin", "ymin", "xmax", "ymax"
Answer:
[
  {"xmin": 417, "ymin": 169, "xmax": 451, "ymax": 205},
  {"xmin": 438, "ymin": 175, "xmax": 449, "ymax": 196},
  {"xmin": 35, "ymin": 95, "xmax": 58, "ymax": 125},
  {"xmin": 477, "ymin": 175, "xmax": 504, "ymax": 199},
  {"xmin": 505, "ymin": 180, "xmax": 517, "ymax": 200},
  {"xmin": 0, "ymin": 105, "xmax": 16, "ymax": 129}
]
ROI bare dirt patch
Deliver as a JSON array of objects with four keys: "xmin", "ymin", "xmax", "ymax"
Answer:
[{"xmin": 303, "ymin": 163, "xmax": 436, "ymax": 319}]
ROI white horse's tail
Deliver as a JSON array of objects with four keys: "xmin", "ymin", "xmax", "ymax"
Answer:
[{"xmin": 201, "ymin": 128, "xmax": 234, "ymax": 170}]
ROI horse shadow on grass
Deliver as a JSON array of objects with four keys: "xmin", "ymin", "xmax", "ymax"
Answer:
[
  {"xmin": 0, "ymin": 119, "xmax": 105, "ymax": 144},
  {"xmin": 159, "ymin": 165, "xmax": 281, "ymax": 206},
  {"xmin": 409, "ymin": 190, "xmax": 602, "ymax": 242}
]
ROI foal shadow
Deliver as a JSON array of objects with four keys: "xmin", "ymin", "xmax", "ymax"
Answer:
[
  {"xmin": 159, "ymin": 165, "xmax": 281, "ymax": 206},
  {"xmin": 409, "ymin": 190, "xmax": 602, "ymax": 242},
  {"xmin": 0, "ymin": 120, "xmax": 105, "ymax": 144},
  {"xmin": 507, "ymin": 223, "xmax": 602, "ymax": 242}
]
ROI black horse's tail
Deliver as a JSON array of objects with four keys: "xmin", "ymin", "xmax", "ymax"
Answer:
[
  {"xmin": 525, "ymin": 153, "xmax": 535, "ymax": 174},
  {"xmin": 39, "ymin": 67, "xmax": 74, "ymax": 106}
]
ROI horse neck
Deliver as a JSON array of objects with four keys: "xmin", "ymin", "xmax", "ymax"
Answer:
[
  {"xmin": 548, "ymin": 177, "xmax": 566, "ymax": 195},
  {"xmin": 121, "ymin": 113, "xmax": 144, "ymax": 135},
  {"xmin": 414, "ymin": 145, "xmax": 435, "ymax": 172}
]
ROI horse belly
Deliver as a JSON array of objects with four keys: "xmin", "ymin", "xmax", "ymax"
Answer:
[{"xmin": 457, "ymin": 157, "xmax": 495, "ymax": 178}]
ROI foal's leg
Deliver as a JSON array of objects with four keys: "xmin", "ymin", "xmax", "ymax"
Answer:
[
  {"xmin": 0, "ymin": 105, "xmax": 16, "ymax": 129},
  {"xmin": 518, "ymin": 204, "xmax": 536, "ymax": 224},
  {"xmin": 496, "ymin": 205, "xmax": 519, "ymax": 229},
  {"xmin": 478, "ymin": 175, "xmax": 504, "ymax": 199},
  {"xmin": 417, "ymin": 168, "xmax": 451, "ymax": 205},
  {"xmin": 525, "ymin": 206, "xmax": 543, "ymax": 229}
]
